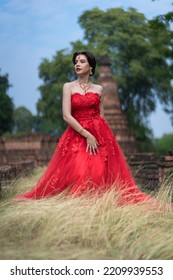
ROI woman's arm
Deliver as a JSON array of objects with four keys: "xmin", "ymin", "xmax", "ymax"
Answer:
[{"xmin": 62, "ymin": 82, "xmax": 84, "ymax": 133}]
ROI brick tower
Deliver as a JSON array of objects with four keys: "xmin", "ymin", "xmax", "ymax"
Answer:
[{"xmin": 96, "ymin": 55, "xmax": 138, "ymax": 155}]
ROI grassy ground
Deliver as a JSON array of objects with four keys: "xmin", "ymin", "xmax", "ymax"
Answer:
[{"xmin": 0, "ymin": 167, "xmax": 173, "ymax": 260}]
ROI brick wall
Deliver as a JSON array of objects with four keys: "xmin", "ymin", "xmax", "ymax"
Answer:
[
  {"xmin": 0, "ymin": 133, "xmax": 59, "ymax": 166},
  {"xmin": 0, "ymin": 133, "xmax": 59, "ymax": 195},
  {"xmin": 0, "ymin": 135, "xmax": 173, "ymax": 194},
  {"xmin": 128, "ymin": 151, "xmax": 173, "ymax": 190}
]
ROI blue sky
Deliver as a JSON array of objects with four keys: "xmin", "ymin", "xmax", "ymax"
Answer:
[{"xmin": 0, "ymin": 0, "xmax": 173, "ymax": 137}]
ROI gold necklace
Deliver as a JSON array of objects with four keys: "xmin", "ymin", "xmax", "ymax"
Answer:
[{"xmin": 79, "ymin": 80, "xmax": 91, "ymax": 93}]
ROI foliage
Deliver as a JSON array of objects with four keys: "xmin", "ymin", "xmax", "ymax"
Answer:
[
  {"xmin": 129, "ymin": 116, "xmax": 154, "ymax": 152},
  {"xmin": 78, "ymin": 8, "xmax": 173, "ymax": 126},
  {"xmin": 151, "ymin": 1, "xmax": 173, "ymax": 26},
  {"xmin": 13, "ymin": 106, "xmax": 33, "ymax": 134},
  {"xmin": 32, "ymin": 115, "xmax": 62, "ymax": 135},
  {"xmin": 0, "ymin": 70, "xmax": 14, "ymax": 135},
  {"xmin": 152, "ymin": 133, "xmax": 173, "ymax": 155},
  {"xmin": 149, "ymin": 2, "xmax": 173, "ymax": 124},
  {"xmin": 37, "ymin": 7, "xmax": 173, "ymax": 142},
  {"xmin": 37, "ymin": 50, "xmax": 74, "ymax": 134}
]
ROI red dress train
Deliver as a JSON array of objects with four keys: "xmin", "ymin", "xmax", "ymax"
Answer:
[{"xmin": 15, "ymin": 92, "xmax": 165, "ymax": 207}]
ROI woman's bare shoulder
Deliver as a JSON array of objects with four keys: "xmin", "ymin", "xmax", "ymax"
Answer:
[
  {"xmin": 63, "ymin": 81, "xmax": 75, "ymax": 90},
  {"xmin": 63, "ymin": 81, "xmax": 76, "ymax": 94},
  {"xmin": 93, "ymin": 84, "xmax": 103, "ymax": 95}
]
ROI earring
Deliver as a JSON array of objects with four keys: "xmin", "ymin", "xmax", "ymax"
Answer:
[{"xmin": 90, "ymin": 68, "xmax": 92, "ymax": 75}]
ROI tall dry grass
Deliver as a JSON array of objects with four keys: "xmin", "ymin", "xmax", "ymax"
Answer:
[{"xmin": 0, "ymin": 167, "xmax": 173, "ymax": 260}]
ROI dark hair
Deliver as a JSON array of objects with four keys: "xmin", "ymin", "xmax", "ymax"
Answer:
[{"xmin": 72, "ymin": 51, "xmax": 96, "ymax": 76}]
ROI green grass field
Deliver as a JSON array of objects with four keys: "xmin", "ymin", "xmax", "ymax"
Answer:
[{"xmin": 0, "ymin": 167, "xmax": 173, "ymax": 260}]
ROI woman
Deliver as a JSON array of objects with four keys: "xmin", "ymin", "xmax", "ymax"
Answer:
[{"xmin": 15, "ymin": 51, "xmax": 168, "ymax": 207}]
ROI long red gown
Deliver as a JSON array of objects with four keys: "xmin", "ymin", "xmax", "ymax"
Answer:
[{"xmin": 15, "ymin": 92, "xmax": 160, "ymax": 205}]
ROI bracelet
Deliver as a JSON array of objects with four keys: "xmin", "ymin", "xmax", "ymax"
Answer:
[{"xmin": 78, "ymin": 127, "xmax": 84, "ymax": 134}]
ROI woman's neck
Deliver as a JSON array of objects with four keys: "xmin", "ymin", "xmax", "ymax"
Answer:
[
  {"xmin": 77, "ymin": 76, "xmax": 91, "ymax": 93},
  {"xmin": 78, "ymin": 74, "xmax": 90, "ymax": 84}
]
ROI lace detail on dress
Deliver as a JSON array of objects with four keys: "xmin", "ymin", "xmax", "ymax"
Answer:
[
  {"xmin": 71, "ymin": 92, "xmax": 100, "ymax": 120},
  {"xmin": 57, "ymin": 128, "xmax": 71, "ymax": 156}
]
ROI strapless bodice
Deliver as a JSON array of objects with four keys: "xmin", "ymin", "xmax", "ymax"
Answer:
[{"xmin": 71, "ymin": 92, "xmax": 101, "ymax": 120}]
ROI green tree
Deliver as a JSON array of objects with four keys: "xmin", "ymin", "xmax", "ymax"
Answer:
[
  {"xmin": 37, "ymin": 7, "xmax": 173, "ymax": 143},
  {"xmin": 153, "ymin": 133, "xmax": 173, "ymax": 156},
  {"xmin": 0, "ymin": 70, "xmax": 14, "ymax": 135},
  {"xmin": 151, "ymin": 0, "xmax": 173, "ymax": 128},
  {"xmin": 78, "ymin": 8, "xmax": 173, "ymax": 126},
  {"xmin": 37, "ymin": 50, "xmax": 74, "ymax": 134},
  {"xmin": 13, "ymin": 106, "xmax": 33, "ymax": 134},
  {"xmin": 151, "ymin": 1, "xmax": 173, "ymax": 26},
  {"xmin": 32, "ymin": 115, "xmax": 60, "ymax": 135}
]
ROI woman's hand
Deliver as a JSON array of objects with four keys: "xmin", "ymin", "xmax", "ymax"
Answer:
[
  {"xmin": 86, "ymin": 133, "xmax": 99, "ymax": 155},
  {"xmin": 80, "ymin": 129, "xmax": 99, "ymax": 155}
]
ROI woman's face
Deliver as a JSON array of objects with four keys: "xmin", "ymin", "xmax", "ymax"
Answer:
[{"xmin": 74, "ymin": 54, "xmax": 90, "ymax": 76}]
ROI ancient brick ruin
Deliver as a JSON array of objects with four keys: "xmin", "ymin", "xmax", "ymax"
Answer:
[
  {"xmin": 96, "ymin": 55, "xmax": 173, "ymax": 189},
  {"xmin": 0, "ymin": 133, "xmax": 58, "ymax": 194},
  {"xmin": 0, "ymin": 133, "xmax": 58, "ymax": 166},
  {"xmin": 0, "ymin": 131, "xmax": 172, "ymax": 193},
  {"xmin": 96, "ymin": 55, "xmax": 139, "ymax": 155},
  {"xmin": 128, "ymin": 151, "xmax": 173, "ymax": 190}
]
